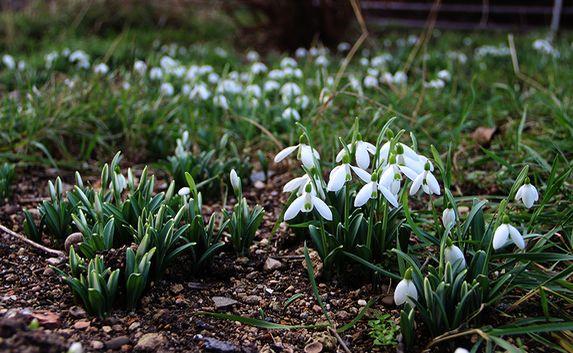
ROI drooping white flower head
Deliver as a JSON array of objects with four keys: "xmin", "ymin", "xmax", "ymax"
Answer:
[
  {"xmin": 67, "ymin": 342, "xmax": 84, "ymax": 353},
  {"xmin": 493, "ymin": 217, "xmax": 525, "ymax": 250},
  {"xmin": 93, "ymin": 63, "xmax": 109, "ymax": 75},
  {"xmin": 282, "ymin": 108, "xmax": 301, "ymax": 121},
  {"xmin": 444, "ymin": 242, "xmax": 466, "ymax": 268},
  {"xmin": 409, "ymin": 162, "xmax": 441, "ymax": 196},
  {"xmin": 284, "ymin": 184, "xmax": 332, "ymax": 221},
  {"xmin": 354, "ymin": 171, "xmax": 399, "ymax": 208},
  {"xmin": 160, "ymin": 82, "xmax": 175, "ymax": 96},
  {"xmin": 230, "ymin": 169, "xmax": 241, "ymax": 195},
  {"xmin": 2, "ymin": 54, "xmax": 16, "ymax": 70},
  {"xmin": 274, "ymin": 141, "xmax": 320, "ymax": 169},
  {"xmin": 336, "ymin": 139, "xmax": 376, "ymax": 170},
  {"xmin": 442, "ymin": 208, "xmax": 456, "ymax": 228},
  {"xmin": 515, "ymin": 178, "xmax": 539, "ymax": 209},
  {"xmin": 454, "ymin": 348, "xmax": 470, "ymax": 353},
  {"xmin": 133, "ymin": 60, "xmax": 147, "ymax": 75},
  {"xmin": 394, "ymin": 268, "xmax": 418, "ymax": 306},
  {"xmin": 327, "ymin": 157, "xmax": 370, "ymax": 192}
]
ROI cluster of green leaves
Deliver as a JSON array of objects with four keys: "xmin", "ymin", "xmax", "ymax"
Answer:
[
  {"xmin": 0, "ymin": 162, "xmax": 15, "ymax": 202},
  {"xmin": 368, "ymin": 313, "xmax": 400, "ymax": 346}
]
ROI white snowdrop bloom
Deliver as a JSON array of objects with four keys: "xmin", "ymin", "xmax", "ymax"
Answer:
[
  {"xmin": 274, "ymin": 143, "xmax": 320, "ymax": 169},
  {"xmin": 45, "ymin": 52, "xmax": 59, "ymax": 68},
  {"xmin": 379, "ymin": 166, "xmax": 402, "ymax": 195},
  {"xmin": 284, "ymin": 187, "xmax": 332, "ymax": 221},
  {"xmin": 69, "ymin": 50, "xmax": 88, "ymax": 63},
  {"xmin": 455, "ymin": 349, "xmax": 469, "ymax": 353},
  {"xmin": 292, "ymin": 68, "xmax": 303, "ymax": 78},
  {"xmin": 437, "ymin": 69, "xmax": 451, "ymax": 81},
  {"xmin": 213, "ymin": 95, "xmax": 229, "ymax": 109},
  {"xmin": 371, "ymin": 54, "xmax": 392, "ymax": 67},
  {"xmin": 246, "ymin": 50, "xmax": 260, "ymax": 62},
  {"xmin": 409, "ymin": 163, "xmax": 440, "ymax": 196},
  {"xmin": 229, "ymin": 71, "xmax": 240, "ymax": 80},
  {"xmin": 493, "ymin": 220, "xmax": 525, "ymax": 250},
  {"xmin": 295, "ymin": 95, "xmax": 310, "ymax": 109},
  {"xmin": 240, "ymin": 72, "xmax": 250, "ymax": 82},
  {"xmin": 185, "ymin": 66, "xmax": 199, "ymax": 81},
  {"xmin": 189, "ymin": 83, "xmax": 211, "ymax": 101},
  {"xmin": 121, "ymin": 82, "xmax": 131, "ymax": 90},
  {"xmin": 149, "ymin": 67, "xmax": 163, "ymax": 80},
  {"xmin": 283, "ymin": 174, "xmax": 311, "ymax": 195},
  {"xmin": 160, "ymin": 56, "xmax": 178, "ymax": 72},
  {"xmin": 354, "ymin": 172, "xmax": 399, "ymax": 208},
  {"xmin": 160, "ymin": 82, "xmax": 175, "ymax": 96},
  {"xmin": 282, "ymin": 67, "xmax": 295, "ymax": 77},
  {"xmin": 214, "ymin": 47, "xmax": 227, "ymax": 57},
  {"xmin": 533, "ymin": 39, "xmax": 559, "ymax": 56},
  {"xmin": 17, "ymin": 61, "xmax": 26, "ymax": 71},
  {"xmin": 68, "ymin": 342, "xmax": 83, "ymax": 353},
  {"xmin": 309, "ymin": 47, "xmax": 319, "ymax": 56},
  {"xmin": 367, "ymin": 68, "xmax": 379, "ymax": 76},
  {"xmin": 424, "ymin": 79, "xmax": 445, "ymax": 89},
  {"xmin": 315, "ymin": 55, "xmax": 329, "ymax": 66},
  {"xmin": 363, "ymin": 75, "xmax": 378, "ymax": 88},
  {"xmin": 442, "ymin": 208, "xmax": 456, "ymax": 228},
  {"xmin": 133, "ymin": 60, "xmax": 147, "ymax": 75},
  {"xmin": 295, "ymin": 47, "xmax": 307, "ymax": 58},
  {"xmin": 282, "ymin": 107, "xmax": 301, "ymax": 121},
  {"xmin": 264, "ymin": 80, "xmax": 280, "ymax": 92},
  {"xmin": 182, "ymin": 84, "xmax": 191, "ymax": 95},
  {"xmin": 326, "ymin": 76, "xmax": 334, "ymax": 86},
  {"xmin": 207, "ymin": 72, "xmax": 220, "ymax": 84},
  {"xmin": 93, "ymin": 63, "xmax": 109, "ymax": 75},
  {"xmin": 218, "ymin": 79, "xmax": 242, "ymax": 94},
  {"xmin": 268, "ymin": 69, "xmax": 286, "ymax": 80},
  {"xmin": 64, "ymin": 78, "xmax": 76, "ymax": 89},
  {"xmin": 327, "ymin": 162, "xmax": 370, "ymax": 192},
  {"xmin": 245, "ymin": 84, "xmax": 262, "ymax": 98},
  {"xmin": 381, "ymin": 72, "xmax": 394, "ymax": 84},
  {"xmin": 280, "ymin": 82, "xmax": 302, "ymax": 102},
  {"xmin": 394, "ymin": 269, "xmax": 418, "ymax": 306},
  {"xmin": 359, "ymin": 57, "xmax": 369, "ymax": 66},
  {"xmin": 349, "ymin": 75, "xmax": 362, "ymax": 92},
  {"xmin": 199, "ymin": 65, "xmax": 214, "ymax": 75},
  {"xmin": 393, "ymin": 71, "xmax": 407, "ymax": 85},
  {"xmin": 251, "ymin": 62, "xmax": 268, "ymax": 74},
  {"xmin": 407, "ymin": 34, "xmax": 418, "ymax": 45},
  {"xmin": 173, "ymin": 66, "xmax": 186, "ymax": 78},
  {"xmin": 336, "ymin": 140, "xmax": 376, "ymax": 170},
  {"xmin": 444, "ymin": 243, "xmax": 466, "ymax": 268},
  {"xmin": 337, "ymin": 42, "xmax": 351, "ymax": 52},
  {"xmin": 515, "ymin": 179, "xmax": 539, "ymax": 209},
  {"xmin": 61, "ymin": 48, "xmax": 71, "ymax": 56},
  {"xmin": 178, "ymin": 187, "xmax": 190, "ymax": 196},
  {"xmin": 280, "ymin": 57, "xmax": 297, "ymax": 68}
]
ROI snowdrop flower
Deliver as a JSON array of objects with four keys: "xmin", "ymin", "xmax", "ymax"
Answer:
[
  {"xmin": 337, "ymin": 42, "xmax": 351, "ymax": 52},
  {"xmin": 295, "ymin": 95, "xmax": 310, "ymax": 109},
  {"xmin": 327, "ymin": 158, "xmax": 370, "ymax": 192},
  {"xmin": 381, "ymin": 72, "xmax": 394, "ymax": 84},
  {"xmin": 274, "ymin": 142, "xmax": 320, "ymax": 169},
  {"xmin": 245, "ymin": 84, "xmax": 262, "ymax": 98},
  {"xmin": 393, "ymin": 71, "xmax": 407, "ymax": 85},
  {"xmin": 214, "ymin": 95, "xmax": 229, "ymax": 109},
  {"xmin": 283, "ymin": 174, "xmax": 311, "ymax": 195},
  {"xmin": 160, "ymin": 56, "xmax": 178, "ymax": 72},
  {"xmin": 251, "ymin": 62, "xmax": 268, "ymax": 74},
  {"xmin": 442, "ymin": 208, "xmax": 456, "ymax": 228},
  {"xmin": 2, "ymin": 54, "xmax": 15, "ymax": 70},
  {"xmin": 69, "ymin": 50, "xmax": 90, "ymax": 69},
  {"xmin": 264, "ymin": 80, "xmax": 280, "ymax": 92},
  {"xmin": 295, "ymin": 47, "xmax": 307, "ymax": 58},
  {"xmin": 394, "ymin": 268, "xmax": 418, "ymax": 306},
  {"xmin": 437, "ymin": 70, "xmax": 451, "ymax": 81},
  {"xmin": 199, "ymin": 65, "xmax": 214, "ymax": 75},
  {"xmin": 284, "ymin": 184, "xmax": 332, "ymax": 221},
  {"xmin": 160, "ymin": 82, "xmax": 174, "ymax": 96},
  {"xmin": 268, "ymin": 69, "xmax": 286, "ymax": 80},
  {"xmin": 424, "ymin": 79, "xmax": 445, "ymax": 89},
  {"xmin": 208, "ymin": 72, "xmax": 220, "ymax": 84},
  {"xmin": 93, "ymin": 63, "xmax": 109, "ymax": 75},
  {"xmin": 444, "ymin": 240, "xmax": 466, "ymax": 268},
  {"xmin": 315, "ymin": 55, "xmax": 329, "ymax": 66},
  {"xmin": 178, "ymin": 187, "xmax": 190, "ymax": 196},
  {"xmin": 336, "ymin": 140, "xmax": 376, "ymax": 170},
  {"xmin": 246, "ymin": 50, "xmax": 260, "ymax": 62},
  {"xmin": 280, "ymin": 57, "xmax": 297, "ymax": 68},
  {"xmin": 133, "ymin": 60, "xmax": 147, "ymax": 75},
  {"xmin": 363, "ymin": 76, "xmax": 378, "ymax": 88},
  {"xmin": 67, "ymin": 342, "xmax": 83, "ymax": 353},
  {"xmin": 280, "ymin": 82, "xmax": 302, "ymax": 102},
  {"xmin": 282, "ymin": 107, "xmax": 301, "ymax": 121},
  {"xmin": 189, "ymin": 83, "xmax": 211, "ymax": 101},
  {"xmin": 122, "ymin": 82, "xmax": 131, "ymax": 90},
  {"xmin": 454, "ymin": 349, "xmax": 469, "ymax": 353},
  {"xmin": 230, "ymin": 169, "xmax": 241, "ymax": 195},
  {"xmin": 515, "ymin": 178, "xmax": 539, "ymax": 209},
  {"xmin": 149, "ymin": 67, "xmax": 163, "ymax": 80},
  {"xmin": 218, "ymin": 79, "xmax": 242, "ymax": 94},
  {"xmin": 409, "ymin": 162, "xmax": 440, "ymax": 196},
  {"xmin": 45, "ymin": 52, "xmax": 59, "ymax": 68},
  {"xmin": 493, "ymin": 216, "xmax": 525, "ymax": 250},
  {"xmin": 354, "ymin": 171, "xmax": 399, "ymax": 208}
]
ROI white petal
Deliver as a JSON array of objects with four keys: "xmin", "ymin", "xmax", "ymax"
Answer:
[
  {"xmin": 445, "ymin": 245, "xmax": 466, "ymax": 268},
  {"xmin": 284, "ymin": 195, "xmax": 306, "ymax": 221},
  {"xmin": 508, "ymin": 225, "xmax": 525, "ymax": 249},
  {"xmin": 354, "ymin": 182, "xmax": 374, "ymax": 207},
  {"xmin": 355, "ymin": 142, "xmax": 371, "ymax": 169},
  {"xmin": 378, "ymin": 184, "xmax": 399, "ymax": 208},
  {"xmin": 335, "ymin": 149, "xmax": 346, "ymax": 163},
  {"xmin": 515, "ymin": 185, "xmax": 524, "ymax": 202},
  {"xmin": 399, "ymin": 165, "xmax": 419, "ymax": 181},
  {"xmin": 283, "ymin": 175, "xmax": 308, "ymax": 193},
  {"xmin": 311, "ymin": 196, "xmax": 333, "ymax": 220},
  {"xmin": 409, "ymin": 173, "xmax": 424, "ymax": 195},
  {"xmin": 274, "ymin": 145, "xmax": 298, "ymax": 163},
  {"xmin": 299, "ymin": 145, "xmax": 316, "ymax": 168},
  {"xmin": 426, "ymin": 172, "xmax": 441, "ymax": 195},
  {"xmin": 493, "ymin": 224, "xmax": 509, "ymax": 250},
  {"xmin": 350, "ymin": 166, "xmax": 371, "ymax": 183},
  {"xmin": 327, "ymin": 165, "xmax": 348, "ymax": 192},
  {"xmin": 364, "ymin": 142, "xmax": 377, "ymax": 153},
  {"xmin": 394, "ymin": 279, "xmax": 417, "ymax": 306}
]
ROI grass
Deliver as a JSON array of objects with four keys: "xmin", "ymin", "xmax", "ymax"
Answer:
[{"xmin": 1, "ymin": 3, "xmax": 572, "ymax": 351}]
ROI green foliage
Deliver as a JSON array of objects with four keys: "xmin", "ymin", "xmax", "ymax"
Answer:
[
  {"xmin": 0, "ymin": 162, "xmax": 15, "ymax": 202},
  {"xmin": 125, "ymin": 234, "xmax": 156, "ymax": 309},
  {"xmin": 368, "ymin": 313, "xmax": 400, "ymax": 346}
]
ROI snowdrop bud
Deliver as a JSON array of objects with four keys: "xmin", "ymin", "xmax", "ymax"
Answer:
[
  {"xmin": 178, "ymin": 187, "xmax": 190, "ymax": 196},
  {"xmin": 442, "ymin": 208, "xmax": 456, "ymax": 228},
  {"xmin": 454, "ymin": 349, "xmax": 469, "ymax": 353},
  {"xmin": 68, "ymin": 342, "xmax": 83, "ymax": 353},
  {"xmin": 230, "ymin": 169, "xmax": 241, "ymax": 196},
  {"xmin": 444, "ymin": 241, "xmax": 466, "ymax": 268},
  {"xmin": 394, "ymin": 268, "xmax": 418, "ymax": 306}
]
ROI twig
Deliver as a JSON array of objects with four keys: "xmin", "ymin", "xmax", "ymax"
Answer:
[
  {"xmin": 233, "ymin": 115, "xmax": 283, "ymax": 149},
  {"xmin": 328, "ymin": 327, "xmax": 352, "ymax": 353},
  {"xmin": 0, "ymin": 224, "xmax": 65, "ymax": 258},
  {"xmin": 425, "ymin": 328, "xmax": 490, "ymax": 351},
  {"xmin": 402, "ymin": 0, "xmax": 442, "ymax": 75}
]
